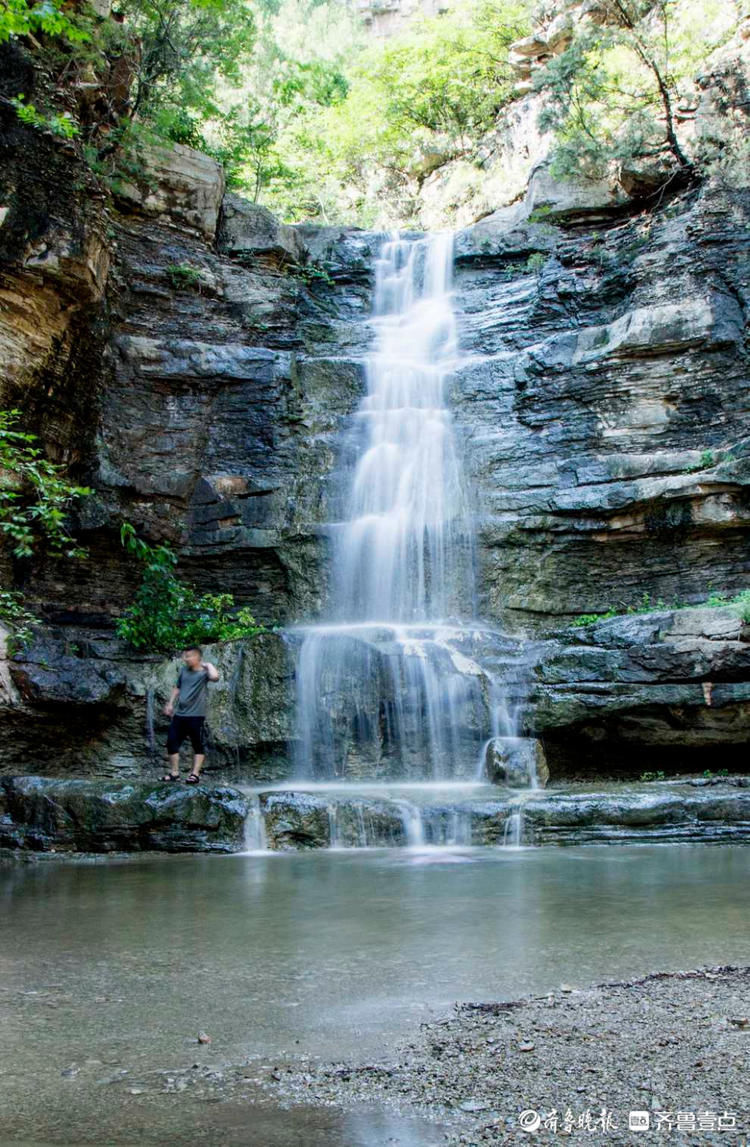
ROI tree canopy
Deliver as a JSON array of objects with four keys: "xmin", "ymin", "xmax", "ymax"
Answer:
[
  {"xmin": 533, "ymin": 0, "xmax": 743, "ymax": 186},
  {"xmin": 2, "ymin": 0, "xmax": 747, "ymax": 223}
]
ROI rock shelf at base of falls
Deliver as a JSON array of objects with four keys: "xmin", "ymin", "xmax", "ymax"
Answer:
[
  {"xmin": 4, "ymin": 603, "xmax": 749, "ymax": 782},
  {"xmin": 2, "ymin": 775, "xmax": 750, "ymax": 855}
]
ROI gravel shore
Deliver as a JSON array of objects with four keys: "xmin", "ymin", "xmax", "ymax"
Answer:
[{"xmin": 256, "ymin": 966, "xmax": 750, "ymax": 1145}]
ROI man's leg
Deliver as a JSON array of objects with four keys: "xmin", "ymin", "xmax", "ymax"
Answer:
[
  {"xmin": 188, "ymin": 718, "xmax": 206, "ymax": 777},
  {"xmin": 165, "ymin": 717, "xmax": 184, "ymax": 776}
]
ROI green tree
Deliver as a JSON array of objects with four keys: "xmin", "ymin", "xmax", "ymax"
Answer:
[
  {"xmin": 0, "ymin": 410, "xmax": 90, "ymax": 560},
  {"xmin": 221, "ymin": 0, "xmax": 360, "ymax": 204},
  {"xmin": 115, "ymin": 0, "xmax": 255, "ymax": 121},
  {"xmin": 259, "ymin": 0, "xmax": 531, "ymax": 223},
  {"xmin": 2, "ymin": 0, "xmax": 258, "ymax": 186},
  {"xmin": 89, "ymin": 0, "xmax": 258, "ymax": 185},
  {"xmin": 533, "ymin": 0, "xmax": 740, "ymax": 186},
  {"xmin": 0, "ymin": 410, "xmax": 90, "ymax": 653}
]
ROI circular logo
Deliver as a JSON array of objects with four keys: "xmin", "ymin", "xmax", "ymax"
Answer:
[{"xmin": 519, "ymin": 1109, "xmax": 541, "ymax": 1131}]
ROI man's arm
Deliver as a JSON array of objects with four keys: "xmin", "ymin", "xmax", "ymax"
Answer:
[
  {"xmin": 203, "ymin": 661, "xmax": 220, "ymax": 682},
  {"xmin": 164, "ymin": 668, "xmax": 181, "ymax": 717},
  {"xmin": 164, "ymin": 685, "xmax": 180, "ymax": 716}
]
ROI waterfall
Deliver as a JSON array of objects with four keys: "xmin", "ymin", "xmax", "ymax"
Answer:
[
  {"xmin": 502, "ymin": 801, "xmax": 525, "ymax": 848},
  {"xmin": 290, "ymin": 232, "xmax": 511, "ymax": 782},
  {"xmin": 334, "ymin": 231, "xmax": 473, "ymax": 621},
  {"xmin": 242, "ymin": 795, "xmax": 269, "ymax": 853}
]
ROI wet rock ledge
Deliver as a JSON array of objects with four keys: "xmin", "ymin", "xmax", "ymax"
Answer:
[
  {"xmin": 1, "ymin": 776, "xmax": 750, "ymax": 854},
  {"xmin": 0, "ymin": 776, "xmax": 249, "ymax": 853}
]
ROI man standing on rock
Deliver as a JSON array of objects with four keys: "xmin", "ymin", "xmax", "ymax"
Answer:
[{"xmin": 162, "ymin": 646, "xmax": 220, "ymax": 784}]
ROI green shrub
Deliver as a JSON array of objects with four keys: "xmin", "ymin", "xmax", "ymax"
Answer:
[
  {"xmin": 499, "ymin": 254, "xmax": 550, "ymax": 279},
  {"xmin": 9, "ymin": 96, "xmax": 79, "ymax": 139},
  {"xmin": 525, "ymin": 252, "xmax": 547, "ymax": 274},
  {"xmin": 732, "ymin": 589, "xmax": 750, "ymax": 624},
  {"xmin": 165, "ymin": 263, "xmax": 205, "ymax": 291},
  {"xmin": 571, "ymin": 593, "xmax": 670, "ymax": 626},
  {"xmin": 705, "ymin": 588, "xmax": 750, "ymax": 621},
  {"xmin": 573, "ymin": 587, "xmax": 750, "ymax": 628},
  {"xmin": 293, "ymin": 261, "xmax": 335, "ymax": 288},
  {"xmin": 571, "ymin": 608, "xmax": 618, "ymax": 627},
  {"xmin": 116, "ymin": 523, "xmax": 263, "ymax": 652},
  {"xmin": 686, "ymin": 448, "xmax": 716, "ymax": 472},
  {"xmin": 0, "ymin": 409, "xmax": 91, "ymax": 559}
]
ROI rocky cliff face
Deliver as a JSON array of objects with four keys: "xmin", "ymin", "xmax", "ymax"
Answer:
[
  {"xmin": 11, "ymin": 144, "xmax": 376, "ymax": 630},
  {"xmin": 453, "ymin": 185, "xmax": 750, "ymax": 629},
  {"xmin": 527, "ymin": 606, "xmax": 750, "ymax": 776},
  {"xmin": 1, "ymin": 64, "xmax": 749, "ymax": 783}
]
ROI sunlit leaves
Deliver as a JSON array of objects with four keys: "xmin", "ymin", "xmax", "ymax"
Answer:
[
  {"xmin": 0, "ymin": 0, "xmax": 91, "ymax": 44},
  {"xmin": 254, "ymin": 0, "xmax": 532, "ymax": 223}
]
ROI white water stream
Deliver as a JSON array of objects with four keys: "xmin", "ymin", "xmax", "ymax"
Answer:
[
  {"xmin": 283, "ymin": 232, "xmax": 533, "ymax": 840},
  {"xmin": 334, "ymin": 230, "xmax": 472, "ymax": 621}
]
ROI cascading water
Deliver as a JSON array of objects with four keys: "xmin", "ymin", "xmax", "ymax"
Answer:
[
  {"xmin": 287, "ymin": 229, "xmax": 536, "ymax": 807},
  {"xmin": 334, "ymin": 230, "xmax": 473, "ymax": 622},
  {"xmin": 291, "ymin": 231, "xmax": 492, "ymax": 781},
  {"xmin": 242, "ymin": 795, "xmax": 269, "ymax": 853}
]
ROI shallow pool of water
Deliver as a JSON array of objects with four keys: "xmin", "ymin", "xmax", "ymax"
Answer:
[{"xmin": 2, "ymin": 843, "xmax": 749, "ymax": 1144}]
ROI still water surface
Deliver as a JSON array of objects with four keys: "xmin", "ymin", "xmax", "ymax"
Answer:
[{"xmin": 2, "ymin": 844, "xmax": 749, "ymax": 1144}]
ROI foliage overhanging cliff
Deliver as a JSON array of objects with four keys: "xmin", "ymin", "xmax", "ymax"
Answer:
[{"xmin": 2, "ymin": 0, "xmax": 749, "ymax": 229}]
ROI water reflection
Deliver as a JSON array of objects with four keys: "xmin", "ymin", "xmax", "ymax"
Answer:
[{"xmin": 3, "ymin": 845, "xmax": 749, "ymax": 1061}]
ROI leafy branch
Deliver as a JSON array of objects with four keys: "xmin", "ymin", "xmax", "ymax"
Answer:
[
  {"xmin": 0, "ymin": 589, "xmax": 39, "ymax": 655},
  {"xmin": 0, "ymin": 410, "xmax": 91, "ymax": 560},
  {"xmin": 116, "ymin": 523, "xmax": 264, "ymax": 652}
]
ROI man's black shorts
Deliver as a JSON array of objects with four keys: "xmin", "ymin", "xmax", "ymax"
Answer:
[{"xmin": 167, "ymin": 715, "xmax": 206, "ymax": 755}]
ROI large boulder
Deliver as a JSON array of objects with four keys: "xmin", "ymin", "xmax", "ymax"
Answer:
[
  {"xmin": 484, "ymin": 736, "xmax": 549, "ymax": 787},
  {"xmin": 115, "ymin": 143, "xmax": 225, "ymax": 241},
  {"xmin": 218, "ymin": 194, "xmax": 306, "ymax": 265}
]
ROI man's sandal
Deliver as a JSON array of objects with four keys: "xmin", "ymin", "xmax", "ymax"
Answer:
[
  {"xmin": 160, "ymin": 773, "xmax": 179, "ymax": 782},
  {"xmin": 185, "ymin": 773, "xmax": 201, "ymax": 785}
]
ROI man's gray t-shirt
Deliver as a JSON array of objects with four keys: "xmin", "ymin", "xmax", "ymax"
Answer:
[{"xmin": 175, "ymin": 665, "xmax": 210, "ymax": 717}]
